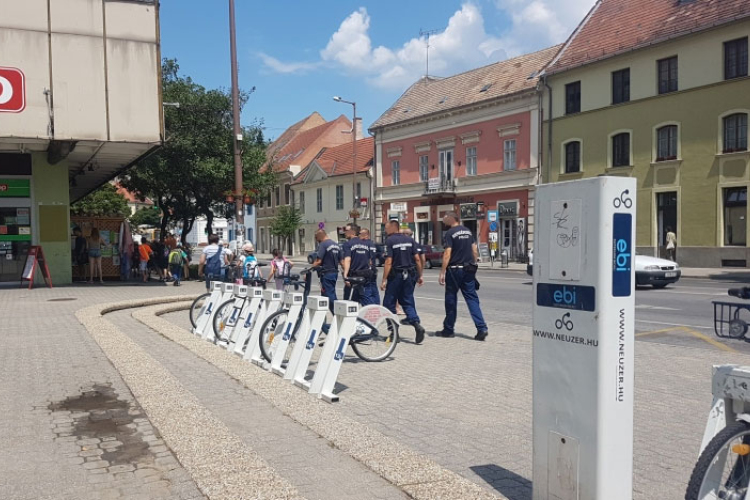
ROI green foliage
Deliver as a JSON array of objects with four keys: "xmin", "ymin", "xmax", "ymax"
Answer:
[
  {"xmin": 71, "ymin": 183, "xmax": 130, "ymax": 218},
  {"xmin": 270, "ymin": 205, "xmax": 303, "ymax": 247},
  {"xmin": 129, "ymin": 206, "xmax": 162, "ymax": 227},
  {"xmin": 122, "ymin": 59, "xmax": 275, "ymax": 238}
]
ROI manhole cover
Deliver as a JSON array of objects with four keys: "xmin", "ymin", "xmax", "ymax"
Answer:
[{"xmin": 48, "ymin": 298, "xmax": 77, "ymax": 302}]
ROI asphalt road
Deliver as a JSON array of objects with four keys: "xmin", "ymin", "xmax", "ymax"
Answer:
[{"xmin": 391, "ymin": 269, "xmax": 750, "ymax": 355}]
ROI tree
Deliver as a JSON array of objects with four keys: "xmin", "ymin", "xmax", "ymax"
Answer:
[
  {"xmin": 121, "ymin": 59, "xmax": 275, "ymax": 243},
  {"xmin": 71, "ymin": 183, "xmax": 130, "ymax": 218},
  {"xmin": 130, "ymin": 206, "xmax": 162, "ymax": 227},
  {"xmin": 269, "ymin": 205, "xmax": 302, "ymax": 253}
]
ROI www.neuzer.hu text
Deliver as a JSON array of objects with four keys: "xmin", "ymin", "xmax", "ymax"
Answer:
[{"xmin": 533, "ymin": 330, "xmax": 598, "ymax": 347}]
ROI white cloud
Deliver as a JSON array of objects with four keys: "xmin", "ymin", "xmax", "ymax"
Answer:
[{"xmin": 260, "ymin": 1, "xmax": 596, "ymax": 90}]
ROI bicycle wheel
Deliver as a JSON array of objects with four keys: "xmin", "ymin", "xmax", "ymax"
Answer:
[
  {"xmin": 686, "ymin": 420, "xmax": 750, "ymax": 500},
  {"xmin": 258, "ymin": 309, "xmax": 290, "ymax": 363},
  {"xmin": 189, "ymin": 292, "xmax": 211, "ymax": 329},
  {"xmin": 212, "ymin": 299, "xmax": 240, "ymax": 343},
  {"xmin": 350, "ymin": 316, "xmax": 399, "ymax": 362}
]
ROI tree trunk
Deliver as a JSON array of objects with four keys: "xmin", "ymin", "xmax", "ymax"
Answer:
[
  {"xmin": 206, "ymin": 211, "xmax": 214, "ymax": 236},
  {"xmin": 181, "ymin": 216, "xmax": 196, "ymax": 245},
  {"xmin": 159, "ymin": 208, "xmax": 169, "ymax": 241}
]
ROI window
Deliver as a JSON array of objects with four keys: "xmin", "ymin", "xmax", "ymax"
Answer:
[
  {"xmin": 335, "ymin": 185, "xmax": 344, "ymax": 210},
  {"xmin": 658, "ymin": 57, "xmax": 678, "ymax": 94},
  {"xmin": 316, "ymin": 188, "xmax": 322, "ymax": 213},
  {"xmin": 657, "ymin": 125, "xmax": 678, "ymax": 161},
  {"xmin": 724, "ymin": 187, "xmax": 747, "ymax": 246},
  {"xmin": 419, "ymin": 155, "xmax": 429, "ymax": 181},
  {"xmin": 289, "ymin": 190, "xmax": 294, "ymax": 208},
  {"xmin": 466, "ymin": 147, "xmax": 477, "ymax": 176},
  {"xmin": 299, "ymin": 191, "xmax": 305, "ymax": 214},
  {"xmin": 612, "ymin": 133, "xmax": 631, "ymax": 167},
  {"xmin": 725, "ymin": 37, "xmax": 748, "ymax": 80},
  {"xmin": 612, "ymin": 68, "xmax": 630, "ymax": 104},
  {"xmin": 565, "ymin": 81, "xmax": 581, "ymax": 114},
  {"xmin": 724, "ymin": 113, "xmax": 748, "ymax": 153},
  {"xmin": 564, "ymin": 141, "xmax": 581, "ymax": 173},
  {"xmin": 504, "ymin": 140, "xmax": 517, "ymax": 171},
  {"xmin": 246, "ymin": 204, "xmax": 253, "ymax": 216},
  {"xmin": 274, "ymin": 187, "xmax": 280, "ymax": 206},
  {"xmin": 438, "ymin": 149, "xmax": 453, "ymax": 180},
  {"xmin": 392, "ymin": 160, "xmax": 400, "ymax": 186},
  {"xmin": 284, "ymin": 185, "xmax": 290, "ymax": 204},
  {"xmin": 266, "ymin": 192, "xmax": 271, "ymax": 207},
  {"xmin": 216, "ymin": 228, "xmax": 224, "ymax": 240}
]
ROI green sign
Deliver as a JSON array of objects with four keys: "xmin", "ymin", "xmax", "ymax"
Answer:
[
  {"xmin": 0, "ymin": 234, "xmax": 32, "ymax": 242},
  {"xmin": 0, "ymin": 179, "xmax": 31, "ymax": 198}
]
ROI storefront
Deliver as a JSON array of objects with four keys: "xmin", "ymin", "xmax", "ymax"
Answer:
[{"xmin": 0, "ymin": 178, "xmax": 32, "ymax": 281}]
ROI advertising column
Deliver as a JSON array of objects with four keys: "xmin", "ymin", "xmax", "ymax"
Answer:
[{"xmin": 532, "ymin": 177, "xmax": 636, "ymax": 500}]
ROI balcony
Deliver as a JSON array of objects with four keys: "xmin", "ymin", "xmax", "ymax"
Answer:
[{"xmin": 423, "ymin": 175, "xmax": 457, "ymax": 197}]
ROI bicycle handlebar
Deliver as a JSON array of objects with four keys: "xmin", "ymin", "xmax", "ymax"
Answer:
[{"xmin": 728, "ymin": 287, "xmax": 750, "ymax": 300}]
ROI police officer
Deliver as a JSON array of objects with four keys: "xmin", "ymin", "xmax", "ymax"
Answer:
[
  {"xmin": 381, "ymin": 220, "xmax": 425, "ymax": 344},
  {"xmin": 402, "ymin": 227, "xmax": 426, "ymax": 269},
  {"xmin": 437, "ymin": 211, "xmax": 488, "ymax": 341},
  {"xmin": 311, "ymin": 229, "xmax": 341, "ymax": 314},
  {"xmin": 343, "ymin": 227, "xmax": 379, "ymax": 305},
  {"xmin": 358, "ymin": 228, "xmax": 381, "ymax": 304},
  {"xmin": 340, "ymin": 224, "xmax": 358, "ymax": 300}
]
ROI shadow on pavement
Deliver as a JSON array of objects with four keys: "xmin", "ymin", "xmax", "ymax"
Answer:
[{"xmin": 470, "ymin": 464, "xmax": 532, "ymax": 499}]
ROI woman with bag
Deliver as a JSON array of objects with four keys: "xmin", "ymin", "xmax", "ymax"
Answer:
[
  {"xmin": 87, "ymin": 228, "xmax": 104, "ymax": 284},
  {"xmin": 665, "ymin": 226, "xmax": 677, "ymax": 261}
]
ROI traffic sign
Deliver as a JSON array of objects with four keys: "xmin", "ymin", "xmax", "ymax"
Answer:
[
  {"xmin": 489, "ymin": 221, "xmax": 498, "ymax": 232},
  {"xmin": 0, "ymin": 67, "xmax": 25, "ymax": 113}
]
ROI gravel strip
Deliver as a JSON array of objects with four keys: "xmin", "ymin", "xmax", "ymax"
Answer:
[
  {"xmin": 132, "ymin": 302, "xmax": 502, "ymax": 500},
  {"xmin": 75, "ymin": 298, "xmax": 305, "ymax": 500}
]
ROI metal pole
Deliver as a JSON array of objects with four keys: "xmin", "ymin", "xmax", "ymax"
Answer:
[
  {"xmin": 352, "ymin": 102, "xmax": 357, "ymax": 228},
  {"xmin": 229, "ymin": 0, "xmax": 243, "ymax": 244}
]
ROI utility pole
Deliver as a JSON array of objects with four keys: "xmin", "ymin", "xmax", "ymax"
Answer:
[
  {"xmin": 333, "ymin": 96, "xmax": 358, "ymax": 228},
  {"xmin": 419, "ymin": 28, "xmax": 440, "ymax": 77},
  {"xmin": 229, "ymin": 0, "xmax": 243, "ymax": 244}
]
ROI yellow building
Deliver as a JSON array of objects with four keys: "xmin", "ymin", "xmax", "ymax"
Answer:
[{"xmin": 542, "ymin": 0, "xmax": 750, "ymax": 267}]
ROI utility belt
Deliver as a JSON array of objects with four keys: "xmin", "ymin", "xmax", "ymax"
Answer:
[
  {"xmin": 389, "ymin": 266, "xmax": 416, "ymax": 280},
  {"xmin": 319, "ymin": 268, "xmax": 338, "ymax": 277},
  {"xmin": 448, "ymin": 262, "xmax": 479, "ymax": 273},
  {"xmin": 350, "ymin": 268, "xmax": 376, "ymax": 281}
]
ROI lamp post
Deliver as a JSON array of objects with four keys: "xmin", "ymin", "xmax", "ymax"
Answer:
[
  {"xmin": 229, "ymin": 0, "xmax": 243, "ymax": 244},
  {"xmin": 333, "ymin": 96, "xmax": 358, "ymax": 228}
]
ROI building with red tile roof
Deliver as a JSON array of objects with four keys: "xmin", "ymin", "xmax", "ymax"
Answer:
[{"xmin": 541, "ymin": 0, "xmax": 750, "ymax": 267}]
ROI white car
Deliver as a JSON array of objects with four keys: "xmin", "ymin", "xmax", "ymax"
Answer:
[{"xmin": 634, "ymin": 254, "xmax": 680, "ymax": 288}]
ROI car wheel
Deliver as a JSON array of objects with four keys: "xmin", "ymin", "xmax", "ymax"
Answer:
[{"xmin": 426, "ymin": 260, "xmax": 432, "ymax": 269}]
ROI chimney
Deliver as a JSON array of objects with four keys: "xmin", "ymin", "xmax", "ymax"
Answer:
[{"xmin": 355, "ymin": 117, "xmax": 363, "ymax": 140}]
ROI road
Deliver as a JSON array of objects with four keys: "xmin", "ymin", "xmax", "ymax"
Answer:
[{"xmin": 379, "ymin": 269, "xmax": 750, "ymax": 354}]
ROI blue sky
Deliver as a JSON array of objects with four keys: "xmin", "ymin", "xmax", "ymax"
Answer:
[{"xmin": 160, "ymin": 0, "xmax": 594, "ymax": 141}]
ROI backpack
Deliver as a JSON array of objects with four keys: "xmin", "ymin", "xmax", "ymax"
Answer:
[
  {"xmin": 205, "ymin": 245, "xmax": 223, "ymax": 276},
  {"xmin": 275, "ymin": 258, "xmax": 291, "ymax": 278},
  {"xmin": 168, "ymin": 249, "xmax": 183, "ymax": 266},
  {"xmin": 244, "ymin": 257, "xmax": 258, "ymax": 278}
]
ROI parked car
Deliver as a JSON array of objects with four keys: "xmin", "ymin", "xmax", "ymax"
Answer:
[
  {"xmin": 635, "ymin": 254, "xmax": 681, "ymax": 288},
  {"xmin": 525, "ymin": 252, "xmax": 680, "ymax": 288},
  {"xmin": 424, "ymin": 245, "xmax": 445, "ymax": 269}
]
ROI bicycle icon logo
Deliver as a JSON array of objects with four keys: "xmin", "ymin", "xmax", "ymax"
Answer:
[
  {"xmin": 555, "ymin": 312, "xmax": 574, "ymax": 331},
  {"xmin": 613, "ymin": 190, "xmax": 632, "ymax": 209}
]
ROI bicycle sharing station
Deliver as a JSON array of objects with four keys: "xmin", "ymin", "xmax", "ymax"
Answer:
[
  {"xmin": 192, "ymin": 281, "xmax": 224, "ymax": 337},
  {"xmin": 202, "ymin": 283, "xmax": 236, "ymax": 341},
  {"xmin": 230, "ymin": 287, "xmax": 265, "ymax": 355},
  {"xmin": 245, "ymin": 289, "xmax": 283, "ymax": 364},
  {"xmin": 286, "ymin": 296, "xmax": 329, "ymax": 385},
  {"xmin": 532, "ymin": 176, "xmax": 636, "ymax": 500},
  {"xmin": 219, "ymin": 284, "xmax": 248, "ymax": 344},
  {"xmin": 268, "ymin": 292, "xmax": 305, "ymax": 376}
]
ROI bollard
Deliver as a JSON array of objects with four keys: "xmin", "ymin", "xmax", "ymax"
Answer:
[
  {"xmin": 245, "ymin": 290, "xmax": 283, "ymax": 364},
  {"xmin": 231, "ymin": 287, "xmax": 265, "ymax": 355},
  {"xmin": 532, "ymin": 177, "xmax": 636, "ymax": 500},
  {"xmin": 288, "ymin": 296, "xmax": 329, "ymax": 385},
  {"xmin": 193, "ymin": 281, "xmax": 223, "ymax": 336},
  {"xmin": 202, "ymin": 283, "xmax": 235, "ymax": 341},
  {"xmin": 269, "ymin": 292, "xmax": 305, "ymax": 376},
  {"xmin": 309, "ymin": 301, "xmax": 359, "ymax": 403}
]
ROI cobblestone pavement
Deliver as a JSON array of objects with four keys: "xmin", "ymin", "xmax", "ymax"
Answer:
[{"xmin": 0, "ymin": 283, "xmax": 205, "ymax": 500}]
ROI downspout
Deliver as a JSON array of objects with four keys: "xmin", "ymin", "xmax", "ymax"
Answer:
[
  {"xmin": 543, "ymin": 76, "xmax": 553, "ymax": 186},
  {"xmin": 370, "ymin": 133, "xmax": 377, "ymax": 237}
]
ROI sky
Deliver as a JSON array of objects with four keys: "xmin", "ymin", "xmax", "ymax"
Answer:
[{"xmin": 160, "ymin": 0, "xmax": 596, "ymax": 141}]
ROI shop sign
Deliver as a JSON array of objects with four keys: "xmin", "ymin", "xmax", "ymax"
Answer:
[
  {"xmin": 416, "ymin": 212, "xmax": 429, "ymax": 220},
  {"xmin": 498, "ymin": 201, "xmax": 518, "ymax": 217},
  {"xmin": 0, "ymin": 179, "xmax": 30, "ymax": 197},
  {"xmin": 0, "ymin": 67, "xmax": 25, "ymax": 113},
  {"xmin": 488, "ymin": 210, "xmax": 498, "ymax": 222},
  {"xmin": 460, "ymin": 203, "xmax": 477, "ymax": 220},
  {"xmin": 390, "ymin": 202, "xmax": 407, "ymax": 212}
]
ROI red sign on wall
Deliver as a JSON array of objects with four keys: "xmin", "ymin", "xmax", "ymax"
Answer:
[{"xmin": 0, "ymin": 67, "xmax": 26, "ymax": 113}]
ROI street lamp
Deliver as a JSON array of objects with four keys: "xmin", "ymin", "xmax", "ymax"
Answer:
[
  {"xmin": 229, "ymin": 0, "xmax": 243, "ymax": 245},
  {"xmin": 333, "ymin": 96, "xmax": 359, "ymax": 228}
]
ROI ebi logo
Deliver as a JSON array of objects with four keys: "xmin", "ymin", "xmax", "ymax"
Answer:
[
  {"xmin": 553, "ymin": 286, "xmax": 577, "ymax": 306},
  {"xmin": 612, "ymin": 213, "xmax": 632, "ymax": 297}
]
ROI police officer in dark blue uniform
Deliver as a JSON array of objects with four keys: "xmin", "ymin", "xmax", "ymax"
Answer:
[
  {"xmin": 340, "ymin": 224, "xmax": 357, "ymax": 301},
  {"xmin": 358, "ymin": 228, "xmax": 381, "ymax": 304},
  {"xmin": 311, "ymin": 229, "xmax": 341, "ymax": 314},
  {"xmin": 343, "ymin": 227, "xmax": 379, "ymax": 305},
  {"xmin": 437, "ymin": 211, "xmax": 488, "ymax": 341},
  {"xmin": 381, "ymin": 220, "xmax": 425, "ymax": 344}
]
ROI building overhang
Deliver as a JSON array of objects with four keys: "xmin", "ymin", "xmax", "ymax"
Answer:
[{"xmin": 0, "ymin": 137, "xmax": 161, "ymax": 202}]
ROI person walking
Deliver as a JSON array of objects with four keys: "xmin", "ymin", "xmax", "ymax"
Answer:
[
  {"xmin": 72, "ymin": 227, "xmax": 88, "ymax": 282},
  {"xmin": 665, "ymin": 226, "xmax": 677, "ymax": 261},
  {"xmin": 168, "ymin": 243, "xmax": 187, "ymax": 286},
  {"xmin": 138, "ymin": 238, "xmax": 153, "ymax": 282},
  {"xmin": 436, "ymin": 211, "xmax": 488, "ymax": 341},
  {"xmin": 381, "ymin": 220, "xmax": 425, "ymax": 344},
  {"xmin": 268, "ymin": 248, "xmax": 293, "ymax": 290},
  {"xmin": 311, "ymin": 229, "xmax": 341, "ymax": 314},
  {"xmin": 87, "ymin": 228, "xmax": 104, "ymax": 284},
  {"xmin": 343, "ymin": 227, "xmax": 379, "ymax": 305},
  {"xmin": 198, "ymin": 234, "xmax": 229, "ymax": 291}
]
